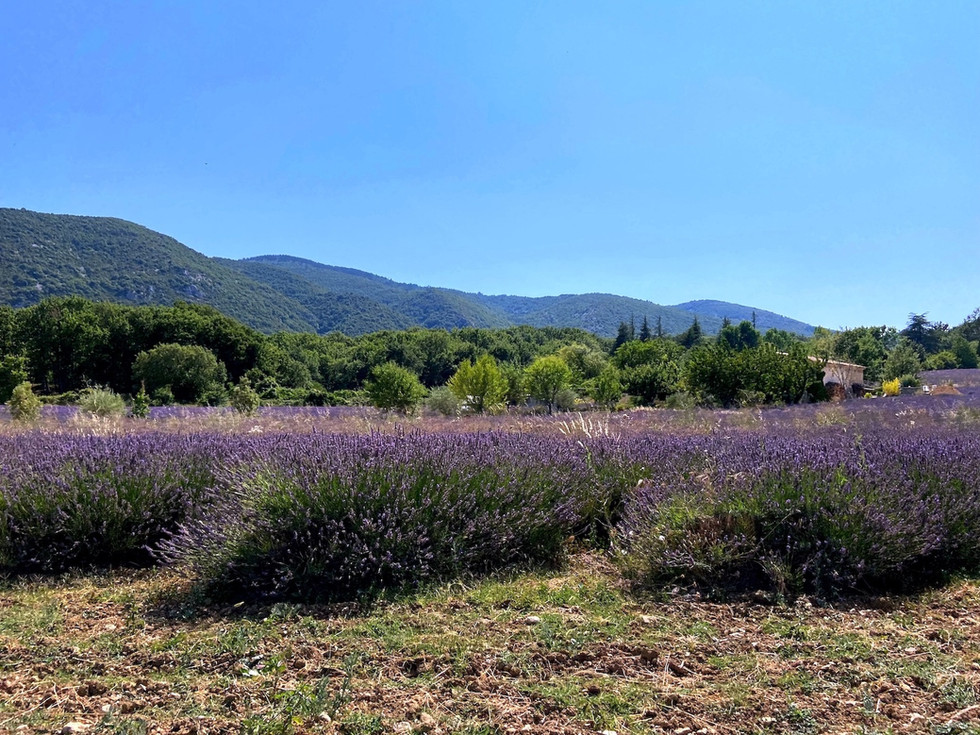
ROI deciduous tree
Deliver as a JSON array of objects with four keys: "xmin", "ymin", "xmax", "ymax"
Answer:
[
  {"xmin": 364, "ymin": 362, "xmax": 426, "ymax": 414},
  {"xmin": 524, "ymin": 355, "xmax": 573, "ymax": 413},
  {"xmin": 447, "ymin": 354, "xmax": 508, "ymax": 413}
]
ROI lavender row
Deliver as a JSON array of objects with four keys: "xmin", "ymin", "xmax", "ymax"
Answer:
[
  {"xmin": 2, "ymin": 426, "xmax": 979, "ymax": 600},
  {"xmin": 0, "ymin": 432, "xmax": 234, "ymax": 572},
  {"xmin": 614, "ymin": 428, "xmax": 980, "ymax": 595},
  {"xmin": 162, "ymin": 432, "xmax": 595, "ymax": 601}
]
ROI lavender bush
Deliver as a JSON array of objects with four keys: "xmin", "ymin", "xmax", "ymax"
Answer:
[
  {"xmin": 163, "ymin": 432, "xmax": 593, "ymax": 601},
  {"xmin": 0, "ymin": 432, "xmax": 225, "ymax": 572},
  {"xmin": 615, "ymin": 428, "xmax": 980, "ymax": 596}
]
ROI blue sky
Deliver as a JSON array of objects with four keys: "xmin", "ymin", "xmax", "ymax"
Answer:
[{"xmin": 2, "ymin": 1, "xmax": 978, "ymax": 330}]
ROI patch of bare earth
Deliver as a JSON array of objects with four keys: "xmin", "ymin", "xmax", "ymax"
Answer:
[{"xmin": 1, "ymin": 555, "xmax": 978, "ymax": 734}]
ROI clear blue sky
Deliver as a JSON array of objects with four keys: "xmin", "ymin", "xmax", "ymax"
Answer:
[{"xmin": 3, "ymin": 1, "xmax": 978, "ymax": 330}]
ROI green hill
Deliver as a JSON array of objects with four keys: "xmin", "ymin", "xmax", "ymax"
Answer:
[
  {"xmin": 0, "ymin": 208, "xmax": 316, "ymax": 333},
  {"xmin": 0, "ymin": 208, "xmax": 816, "ymax": 337}
]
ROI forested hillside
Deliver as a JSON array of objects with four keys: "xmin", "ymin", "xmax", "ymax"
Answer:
[
  {"xmin": 1, "ymin": 209, "xmax": 815, "ymax": 337},
  {"xmin": 0, "ymin": 208, "xmax": 317, "ymax": 333}
]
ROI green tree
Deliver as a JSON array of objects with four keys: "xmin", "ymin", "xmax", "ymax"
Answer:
[
  {"xmin": 639, "ymin": 316, "xmax": 652, "ymax": 342},
  {"xmin": 524, "ymin": 355, "xmax": 574, "ymax": 413},
  {"xmin": 588, "ymin": 365, "xmax": 623, "ymax": 410},
  {"xmin": 717, "ymin": 320, "xmax": 760, "ymax": 351},
  {"xmin": 883, "ymin": 339, "xmax": 923, "ymax": 381},
  {"xmin": 952, "ymin": 335, "xmax": 979, "ymax": 369},
  {"xmin": 132, "ymin": 343, "xmax": 227, "ymax": 404},
  {"xmin": 16, "ymin": 297, "xmax": 109, "ymax": 394},
  {"xmin": 831, "ymin": 326, "xmax": 892, "ymax": 383},
  {"xmin": 364, "ymin": 362, "xmax": 426, "ymax": 414},
  {"xmin": 556, "ymin": 343, "xmax": 608, "ymax": 388},
  {"xmin": 901, "ymin": 313, "xmax": 947, "ymax": 355},
  {"xmin": 613, "ymin": 321, "xmax": 634, "ymax": 352},
  {"xmin": 684, "ymin": 345, "xmax": 743, "ymax": 407},
  {"xmin": 0, "ymin": 354, "xmax": 29, "ymax": 404},
  {"xmin": 740, "ymin": 343, "xmax": 823, "ymax": 404},
  {"xmin": 613, "ymin": 338, "xmax": 683, "ymax": 405},
  {"xmin": 762, "ymin": 328, "xmax": 800, "ymax": 352},
  {"xmin": 956, "ymin": 308, "xmax": 980, "ymax": 343},
  {"xmin": 447, "ymin": 354, "xmax": 508, "ymax": 413},
  {"xmin": 677, "ymin": 317, "xmax": 703, "ymax": 349},
  {"xmin": 499, "ymin": 363, "xmax": 527, "ymax": 406}
]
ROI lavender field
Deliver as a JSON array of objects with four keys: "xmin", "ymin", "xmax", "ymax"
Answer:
[
  {"xmin": 3, "ymin": 383, "xmax": 980, "ymax": 733},
  {"xmin": 3, "ymin": 374, "xmax": 980, "ymax": 600}
]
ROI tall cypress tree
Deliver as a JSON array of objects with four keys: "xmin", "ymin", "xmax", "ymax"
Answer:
[
  {"xmin": 613, "ymin": 321, "xmax": 634, "ymax": 351},
  {"xmin": 678, "ymin": 317, "xmax": 703, "ymax": 349},
  {"xmin": 639, "ymin": 316, "xmax": 652, "ymax": 342}
]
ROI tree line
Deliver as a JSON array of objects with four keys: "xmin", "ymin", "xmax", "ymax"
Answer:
[{"xmin": 1, "ymin": 297, "xmax": 978, "ymax": 413}]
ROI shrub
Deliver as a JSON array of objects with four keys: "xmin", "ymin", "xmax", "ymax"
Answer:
[
  {"xmin": 426, "ymin": 386, "xmax": 461, "ymax": 417},
  {"xmin": 131, "ymin": 383, "xmax": 150, "ymax": 418},
  {"xmin": 0, "ymin": 433, "xmax": 223, "ymax": 573},
  {"xmin": 925, "ymin": 351, "xmax": 959, "ymax": 371},
  {"xmin": 7, "ymin": 382, "xmax": 41, "ymax": 422},
  {"xmin": 76, "ymin": 386, "xmax": 127, "ymax": 417},
  {"xmin": 664, "ymin": 391, "xmax": 697, "ymax": 409},
  {"xmin": 882, "ymin": 378, "xmax": 901, "ymax": 396},
  {"xmin": 554, "ymin": 387, "xmax": 579, "ymax": 412},
  {"xmin": 614, "ymin": 430, "xmax": 980, "ymax": 598},
  {"xmin": 163, "ymin": 433, "xmax": 592, "ymax": 602},
  {"xmin": 230, "ymin": 377, "xmax": 261, "ymax": 415},
  {"xmin": 152, "ymin": 386, "xmax": 175, "ymax": 406},
  {"xmin": 899, "ymin": 373, "xmax": 921, "ymax": 388}
]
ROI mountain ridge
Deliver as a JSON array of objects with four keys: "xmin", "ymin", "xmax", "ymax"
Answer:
[{"xmin": 0, "ymin": 208, "xmax": 815, "ymax": 337}]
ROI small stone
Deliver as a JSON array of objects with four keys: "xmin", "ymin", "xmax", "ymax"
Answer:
[
  {"xmin": 639, "ymin": 615, "xmax": 656, "ymax": 624},
  {"xmin": 419, "ymin": 713, "xmax": 437, "ymax": 728},
  {"xmin": 600, "ymin": 730, "xmax": 617, "ymax": 735},
  {"xmin": 318, "ymin": 713, "xmax": 332, "ymax": 722},
  {"xmin": 674, "ymin": 728, "xmax": 692, "ymax": 735},
  {"xmin": 394, "ymin": 723, "xmax": 413, "ymax": 733},
  {"xmin": 61, "ymin": 725, "xmax": 90, "ymax": 735},
  {"xmin": 524, "ymin": 615, "xmax": 541, "ymax": 625}
]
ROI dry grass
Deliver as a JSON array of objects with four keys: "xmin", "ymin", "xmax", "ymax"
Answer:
[{"xmin": 2, "ymin": 554, "xmax": 979, "ymax": 734}]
